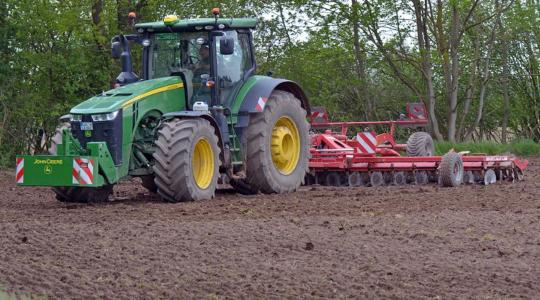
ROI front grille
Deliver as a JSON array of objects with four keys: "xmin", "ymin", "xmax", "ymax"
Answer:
[{"xmin": 70, "ymin": 111, "xmax": 123, "ymax": 165}]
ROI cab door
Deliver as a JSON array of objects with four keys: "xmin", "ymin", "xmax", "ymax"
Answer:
[{"xmin": 214, "ymin": 30, "xmax": 255, "ymax": 107}]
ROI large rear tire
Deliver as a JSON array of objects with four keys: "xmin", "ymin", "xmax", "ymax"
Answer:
[
  {"xmin": 406, "ymin": 132, "xmax": 434, "ymax": 157},
  {"xmin": 239, "ymin": 90, "xmax": 309, "ymax": 194},
  {"xmin": 49, "ymin": 123, "xmax": 113, "ymax": 203},
  {"xmin": 153, "ymin": 118, "xmax": 220, "ymax": 202}
]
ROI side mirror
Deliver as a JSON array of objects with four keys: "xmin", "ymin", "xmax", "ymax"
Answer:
[
  {"xmin": 220, "ymin": 37, "xmax": 234, "ymax": 55},
  {"xmin": 111, "ymin": 41, "xmax": 121, "ymax": 59}
]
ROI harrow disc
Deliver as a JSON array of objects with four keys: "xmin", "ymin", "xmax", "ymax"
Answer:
[
  {"xmin": 326, "ymin": 172, "xmax": 343, "ymax": 186},
  {"xmin": 514, "ymin": 168, "xmax": 524, "ymax": 181},
  {"xmin": 370, "ymin": 171, "xmax": 385, "ymax": 187},
  {"xmin": 393, "ymin": 172, "xmax": 407, "ymax": 186},
  {"xmin": 304, "ymin": 173, "xmax": 316, "ymax": 185},
  {"xmin": 506, "ymin": 169, "xmax": 515, "ymax": 182},
  {"xmin": 348, "ymin": 172, "xmax": 366, "ymax": 187},
  {"xmin": 483, "ymin": 169, "xmax": 497, "ymax": 185},
  {"xmin": 463, "ymin": 171, "xmax": 475, "ymax": 184},
  {"xmin": 414, "ymin": 171, "xmax": 429, "ymax": 185}
]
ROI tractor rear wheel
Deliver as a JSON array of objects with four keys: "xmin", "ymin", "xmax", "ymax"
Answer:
[
  {"xmin": 153, "ymin": 118, "xmax": 220, "ymax": 202},
  {"xmin": 406, "ymin": 132, "xmax": 434, "ymax": 157},
  {"xmin": 49, "ymin": 123, "xmax": 113, "ymax": 203},
  {"xmin": 238, "ymin": 90, "xmax": 309, "ymax": 194}
]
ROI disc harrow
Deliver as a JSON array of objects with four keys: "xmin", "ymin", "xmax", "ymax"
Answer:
[{"xmin": 306, "ymin": 104, "xmax": 528, "ymax": 188}]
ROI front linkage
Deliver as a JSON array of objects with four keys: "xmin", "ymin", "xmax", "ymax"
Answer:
[{"xmin": 16, "ymin": 129, "xmax": 117, "ymax": 188}]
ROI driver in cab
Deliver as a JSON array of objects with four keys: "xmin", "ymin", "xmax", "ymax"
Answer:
[{"xmin": 194, "ymin": 44, "xmax": 210, "ymax": 75}]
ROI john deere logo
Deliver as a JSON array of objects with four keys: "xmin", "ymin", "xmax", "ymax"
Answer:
[{"xmin": 44, "ymin": 165, "xmax": 53, "ymax": 175}]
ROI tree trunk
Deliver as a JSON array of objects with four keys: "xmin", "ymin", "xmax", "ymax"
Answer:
[
  {"xmin": 446, "ymin": 3, "xmax": 460, "ymax": 142},
  {"xmin": 351, "ymin": 0, "xmax": 370, "ymax": 119},
  {"xmin": 457, "ymin": 29, "xmax": 480, "ymax": 141},
  {"xmin": 500, "ymin": 13, "xmax": 510, "ymax": 143},
  {"xmin": 465, "ymin": 20, "xmax": 499, "ymax": 140},
  {"xmin": 412, "ymin": 0, "xmax": 443, "ymax": 141}
]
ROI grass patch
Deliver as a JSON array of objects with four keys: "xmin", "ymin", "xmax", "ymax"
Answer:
[{"xmin": 435, "ymin": 139, "xmax": 540, "ymax": 156}]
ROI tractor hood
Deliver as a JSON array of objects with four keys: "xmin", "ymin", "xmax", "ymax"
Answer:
[{"xmin": 70, "ymin": 77, "xmax": 183, "ymax": 114}]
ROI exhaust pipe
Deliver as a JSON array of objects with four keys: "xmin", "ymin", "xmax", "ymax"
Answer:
[{"xmin": 111, "ymin": 35, "xmax": 139, "ymax": 85}]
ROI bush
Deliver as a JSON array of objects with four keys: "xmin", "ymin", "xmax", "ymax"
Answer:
[{"xmin": 435, "ymin": 139, "xmax": 540, "ymax": 156}]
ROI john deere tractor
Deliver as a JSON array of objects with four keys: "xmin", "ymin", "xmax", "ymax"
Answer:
[{"xmin": 16, "ymin": 10, "xmax": 310, "ymax": 202}]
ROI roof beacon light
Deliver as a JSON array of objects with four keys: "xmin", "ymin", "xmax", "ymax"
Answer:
[{"xmin": 164, "ymin": 15, "xmax": 179, "ymax": 26}]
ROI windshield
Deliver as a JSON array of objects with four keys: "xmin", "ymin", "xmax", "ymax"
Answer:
[{"xmin": 149, "ymin": 32, "xmax": 210, "ymax": 79}]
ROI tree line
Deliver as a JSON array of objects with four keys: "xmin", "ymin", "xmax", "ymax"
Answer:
[{"xmin": 0, "ymin": 0, "xmax": 538, "ymax": 166}]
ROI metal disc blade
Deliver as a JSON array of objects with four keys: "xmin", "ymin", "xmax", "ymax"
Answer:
[{"xmin": 484, "ymin": 169, "xmax": 496, "ymax": 185}]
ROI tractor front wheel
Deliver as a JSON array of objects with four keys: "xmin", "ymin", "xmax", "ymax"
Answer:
[
  {"xmin": 153, "ymin": 118, "xmax": 220, "ymax": 202},
  {"xmin": 49, "ymin": 123, "xmax": 114, "ymax": 203},
  {"xmin": 239, "ymin": 90, "xmax": 309, "ymax": 194}
]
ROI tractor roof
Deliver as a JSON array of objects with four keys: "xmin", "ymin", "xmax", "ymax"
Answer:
[{"xmin": 135, "ymin": 17, "xmax": 258, "ymax": 32}]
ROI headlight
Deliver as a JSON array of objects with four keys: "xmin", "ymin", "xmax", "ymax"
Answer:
[
  {"xmin": 70, "ymin": 114, "xmax": 82, "ymax": 122},
  {"xmin": 91, "ymin": 110, "xmax": 119, "ymax": 122}
]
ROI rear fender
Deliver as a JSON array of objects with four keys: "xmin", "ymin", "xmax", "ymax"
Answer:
[{"xmin": 238, "ymin": 77, "xmax": 310, "ymax": 115}]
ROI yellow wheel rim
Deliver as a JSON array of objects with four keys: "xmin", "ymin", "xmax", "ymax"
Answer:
[
  {"xmin": 271, "ymin": 116, "xmax": 300, "ymax": 175},
  {"xmin": 192, "ymin": 138, "xmax": 214, "ymax": 189}
]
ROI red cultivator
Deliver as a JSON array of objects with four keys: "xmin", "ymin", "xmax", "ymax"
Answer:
[{"xmin": 306, "ymin": 104, "xmax": 528, "ymax": 187}]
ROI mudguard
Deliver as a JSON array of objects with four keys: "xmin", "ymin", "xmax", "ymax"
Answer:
[{"xmin": 238, "ymin": 77, "xmax": 310, "ymax": 115}]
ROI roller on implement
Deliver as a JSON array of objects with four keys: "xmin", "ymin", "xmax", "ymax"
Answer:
[{"xmin": 306, "ymin": 104, "xmax": 528, "ymax": 187}]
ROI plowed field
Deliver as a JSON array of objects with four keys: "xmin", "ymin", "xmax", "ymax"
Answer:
[{"xmin": 1, "ymin": 157, "xmax": 539, "ymax": 299}]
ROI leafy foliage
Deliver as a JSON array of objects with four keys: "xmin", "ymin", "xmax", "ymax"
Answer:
[{"xmin": 0, "ymin": 0, "xmax": 538, "ymax": 167}]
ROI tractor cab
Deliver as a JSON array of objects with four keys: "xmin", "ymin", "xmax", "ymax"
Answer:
[{"xmin": 113, "ymin": 10, "xmax": 257, "ymax": 110}]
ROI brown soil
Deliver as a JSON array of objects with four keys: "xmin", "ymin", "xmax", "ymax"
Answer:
[{"xmin": 1, "ymin": 158, "xmax": 539, "ymax": 299}]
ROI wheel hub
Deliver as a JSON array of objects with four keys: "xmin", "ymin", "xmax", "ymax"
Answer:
[
  {"xmin": 271, "ymin": 117, "xmax": 300, "ymax": 175},
  {"xmin": 192, "ymin": 138, "xmax": 214, "ymax": 189}
]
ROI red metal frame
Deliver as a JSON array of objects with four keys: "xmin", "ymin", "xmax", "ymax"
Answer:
[
  {"xmin": 308, "ymin": 104, "xmax": 528, "ymax": 178},
  {"xmin": 309, "ymin": 148, "xmax": 528, "ymax": 173},
  {"xmin": 310, "ymin": 103, "xmax": 429, "ymax": 153}
]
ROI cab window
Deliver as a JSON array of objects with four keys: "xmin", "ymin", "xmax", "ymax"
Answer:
[{"xmin": 216, "ymin": 31, "xmax": 252, "ymax": 105}]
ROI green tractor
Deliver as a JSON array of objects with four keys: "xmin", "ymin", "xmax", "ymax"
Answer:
[{"xmin": 16, "ymin": 10, "xmax": 310, "ymax": 202}]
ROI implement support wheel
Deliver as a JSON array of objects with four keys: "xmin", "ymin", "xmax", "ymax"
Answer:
[
  {"xmin": 439, "ymin": 152, "xmax": 464, "ymax": 187},
  {"xmin": 406, "ymin": 132, "xmax": 435, "ymax": 157}
]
